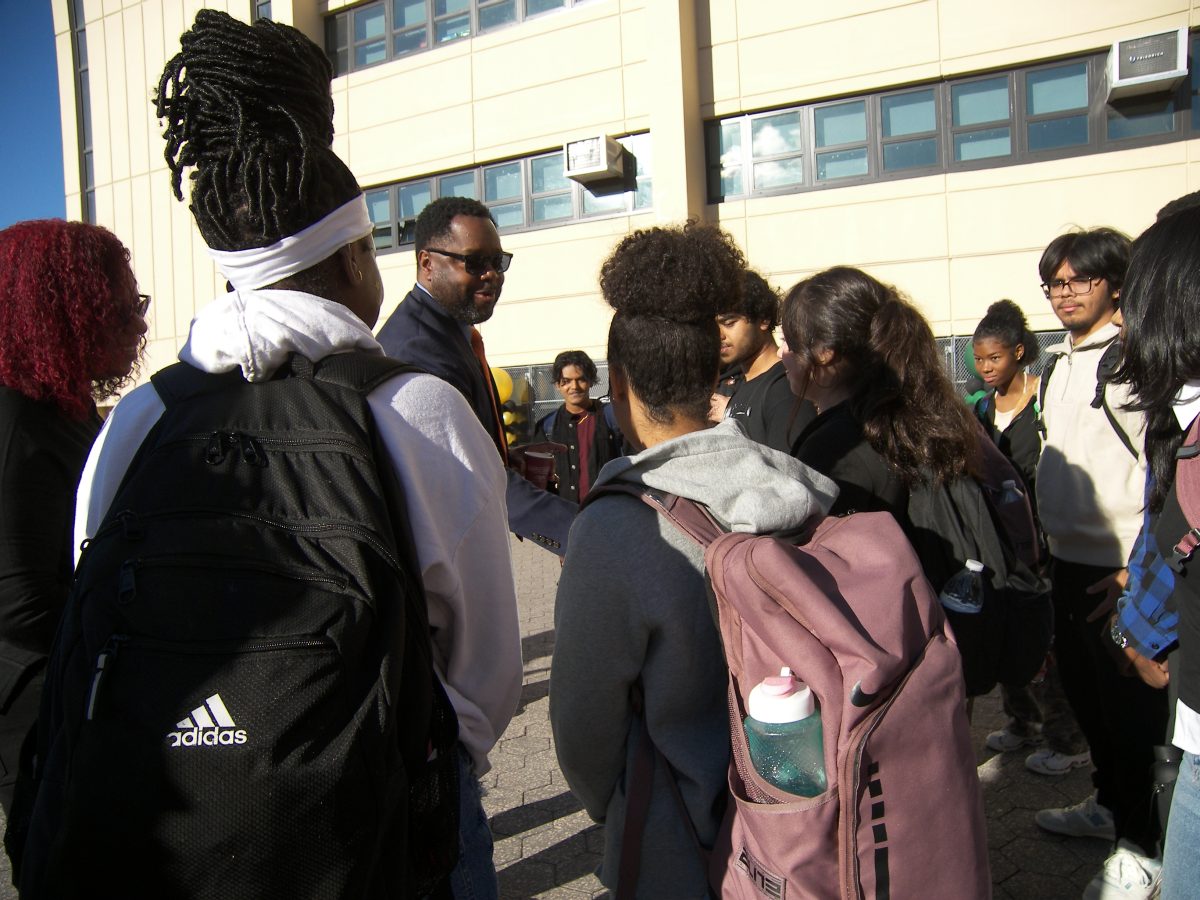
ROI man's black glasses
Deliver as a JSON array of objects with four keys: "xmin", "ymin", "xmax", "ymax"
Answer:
[{"xmin": 425, "ymin": 247, "xmax": 513, "ymax": 276}]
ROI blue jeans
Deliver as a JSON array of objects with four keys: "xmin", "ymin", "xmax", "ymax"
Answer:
[
  {"xmin": 449, "ymin": 744, "xmax": 498, "ymax": 900},
  {"xmin": 1162, "ymin": 751, "xmax": 1200, "ymax": 899}
]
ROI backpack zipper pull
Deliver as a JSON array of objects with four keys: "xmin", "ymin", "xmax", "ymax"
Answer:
[
  {"xmin": 116, "ymin": 510, "xmax": 144, "ymax": 542},
  {"xmin": 205, "ymin": 431, "xmax": 236, "ymax": 465},
  {"xmin": 86, "ymin": 636, "xmax": 126, "ymax": 721},
  {"xmin": 238, "ymin": 433, "xmax": 264, "ymax": 466},
  {"xmin": 118, "ymin": 560, "xmax": 136, "ymax": 605}
]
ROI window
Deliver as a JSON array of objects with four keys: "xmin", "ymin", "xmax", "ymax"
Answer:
[
  {"xmin": 1025, "ymin": 62, "xmax": 1089, "ymax": 152},
  {"xmin": 951, "ymin": 75, "xmax": 1012, "ymax": 162},
  {"xmin": 881, "ymin": 88, "xmax": 938, "ymax": 171},
  {"xmin": 253, "ymin": 0, "xmax": 272, "ymax": 21},
  {"xmin": 364, "ymin": 134, "xmax": 653, "ymax": 253},
  {"xmin": 707, "ymin": 39, "xmax": 1200, "ymax": 202},
  {"xmin": 814, "ymin": 99, "xmax": 868, "ymax": 181},
  {"xmin": 69, "ymin": 0, "xmax": 94, "ymax": 222},
  {"xmin": 326, "ymin": 0, "xmax": 592, "ymax": 74}
]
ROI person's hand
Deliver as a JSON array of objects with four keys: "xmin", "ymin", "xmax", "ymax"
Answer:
[
  {"xmin": 709, "ymin": 393, "xmax": 730, "ymax": 424},
  {"xmin": 1085, "ymin": 569, "xmax": 1128, "ymax": 623},
  {"xmin": 1124, "ymin": 648, "xmax": 1169, "ymax": 689}
]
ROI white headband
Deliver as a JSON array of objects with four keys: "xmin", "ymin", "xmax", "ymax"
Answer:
[{"xmin": 206, "ymin": 194, "xmax": 373, "ymax": 291}]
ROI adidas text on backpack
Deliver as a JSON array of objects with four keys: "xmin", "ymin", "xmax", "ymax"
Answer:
[
  {"xmin": 11, "ymin": 354, "xmax": 459, "ymax": 900},
  {"xmin": 598, "ymin": 486, "xmax": 991, "ymax": 900}
]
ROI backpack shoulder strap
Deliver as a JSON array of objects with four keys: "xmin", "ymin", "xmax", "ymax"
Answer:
[
  {"xmin": 309, "ymin": 352, "xmax": 424, "ymax": 395},
  {"xmin": 539, "ymin": 408, "xmax": 558, "ymax": 439},
  {"xmin": 150, "ymin": 363, "xmax": 246, "ymax": 408},
  {"xmin": 582, "ymin": 483, "xmax": 725, "ymax": 546},
  {"xmin": 602, "ymin": 401, "xmax": 619, "ymax": 433},
  {"xmin": 1092, "ymin": 340, "xmax": 1139, "ymax": 459},
  {"xmin": 1037, "ymin": 354, "xmax": 1057, "ymax": 413}
]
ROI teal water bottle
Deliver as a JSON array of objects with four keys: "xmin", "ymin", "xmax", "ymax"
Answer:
[{"xmin": 743, "ymin": 667, "xmax": 826, "ymax": 797}]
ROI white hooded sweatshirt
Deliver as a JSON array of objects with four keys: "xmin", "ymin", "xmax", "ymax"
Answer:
[{"xmin": 74, "ymin": 289, "xmax": 521, "ymax": 773}]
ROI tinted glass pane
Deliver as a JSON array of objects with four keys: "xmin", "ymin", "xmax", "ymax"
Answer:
[
  {"xmin": 751, "ymin": 112, "xmax": 801, "ymax": 156},
  {"xmin": 83, "ymin": 149, "xmax": 94, "ymax": 189},
  {"xmin": 398, "ymin": 181, "xmax": 432, "ymax": 219},
  {"xmin": 355, "ymin": 40, "xmax": 387, "ymax": 68},
  {"xmin": 527, "ymin": 0, "xmax": 564, "ymax": 13},
  {"xmin": 1027, "ymin": 114, "xmax": 1088, "ymax": 151},
  {"xmin": 1192, "ymin": 34, "xmax": 1200, "ymax": 130},
  {"xmin": 436, "ymin": 0, "xmax": 468, "ymax": 12},
  {"xmin": 394, "ymin": 0, "xmax": 426, "ymax": 27},
  {"xmin": 814, "ymin": 101, "xmax": 866, "ymax": 148},
  {"xmin": 479, "ymin": 1, "xmax": 517, "ymax": 31},
  {"xmin": 753, "ymin": 158, "xmax": 803, "ymax": 190},
  {"xmin": 79, "ymin": 70, "xmax": 92, "ymax": 141},
  {"xmin": 531, "ymin": 154, "xmax": 568, "ymax": 193},
  {"xmin": 714, "ymin": 121, "xmax": 742, "ymax": 168},
  {"xmin": 394, "ymin": 28, "xmax": 427, "ymax": 55},
  {"xmin": 85, "ymin": 190, "xmax": 96, "ymax": 225},
  {"xmin": 76, "ymin": 29, "xmax": 87, "ymax": 67},
  {"xmin": 533, "ymin": 194, "xmax": 572, "ymax": 221},
  {"xmin": 439, "ymin": 172, "xmax": 476, "ymax": 198},
  {"xmin": 490, "ymin": 201, "xmax": 524, "ymax": 228},
  {"xmin": 373, "ymin": 225, "xmax": 394, "ymax": 251},
  {"xmin": 709, "ymin": 165, "xmax": 742, "ymax": 199},
  {"xmin": 366, "ymin": 189, "xmax": 391, "ymax": 224},
  {"xmin": 954, "ymin": 127, "xmax": 1011, "ymax": 161},
  {"xmin": 816, "ymin": 147, "xmax": 867, "ymax": 180},
  {"xmin": 952, "ymin": 77, "xmax": 1009, "ymax": 127},
  {"xmin": 1107, "ymin": 96, "xmax": 1177, "ymax": 140},
  {"xmin": 882, "ymin": 89, "xmax": 935, "ymax": 137},
  {"xmin": 335, "ymin": 48, "xmax": 349, "ymax": 74},
  {"xmin": 582, "ymin": 186, "xmax": 627, "ymax": 215},
  {"xmin": 1027, "ymin": 63, "xmax": 1087, "ymax": 116},
  {"xmin": 634, "ymin": 176, "xmax": 652, "ymax": 209},
  {"xmin": 435, "ymin": 13, "xmax": 470, "ymax": 43},
  {"xmin": 883, "ymin": 137, "xmax": 937, "ymax": 170},
  {"xmin": 354, "ymin": 5, "xmax": 386, "ymax": 41},
  {"xmin": 485, "ymin": 162, "xmax": 522, "ymax": 202}
]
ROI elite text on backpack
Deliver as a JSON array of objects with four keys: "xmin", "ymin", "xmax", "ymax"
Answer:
[
  {"xmin": 11, "ymin": 354, "xmax": 459, "ymax": 900},
  {"xmin": 597, "ymin": 486, "xmax": 990, "ymax": 900}
]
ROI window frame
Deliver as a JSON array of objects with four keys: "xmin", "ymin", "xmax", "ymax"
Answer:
[
  {"xmin": 363, "ymin": 134, "xmax": 653, "ymax": 255},
  {"xmin": 327, "ymin": 0, "xmax": 592, "ymax": 75},
  {"xmin": 707, "ymin": 38, "xmax": 1200, "ymax": 204}
]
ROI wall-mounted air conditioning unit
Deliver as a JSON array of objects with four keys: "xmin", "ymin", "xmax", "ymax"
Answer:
[
  {"xmin": 563, "ymin": 135, "xmax": 625, "ymax": 183},
  {"xmin": 1107, "ymin": 27, "xmax": 1188, "ymax": 101}
]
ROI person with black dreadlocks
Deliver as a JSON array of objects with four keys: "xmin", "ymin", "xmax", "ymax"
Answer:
[{"xmin": 50, "ymin": 11, "xmax": 519, "ymax": 898}]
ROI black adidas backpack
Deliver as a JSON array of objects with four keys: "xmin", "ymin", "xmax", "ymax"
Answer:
[{"xmin": 9, "ymin": 353, "xmax": 459, "ymax": 899}]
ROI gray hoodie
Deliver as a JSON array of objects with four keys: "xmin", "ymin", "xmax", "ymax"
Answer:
[{"xmin": 550, "ymin": 420, "xmax": 835, "ymax": 898}]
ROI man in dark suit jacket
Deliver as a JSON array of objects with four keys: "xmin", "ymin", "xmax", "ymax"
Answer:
[{"xmin": 376, "ymin": 197, "xmax": 576, "ymax": 555}]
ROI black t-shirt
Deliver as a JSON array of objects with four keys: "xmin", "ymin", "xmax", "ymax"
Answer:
[
  {"xmin": 725, "ymin": 362, "xmax": 815, "ymax": 454},
  {"xmin": 975, "ymin": 391, "xmax": 1042, "ymax": 508}
]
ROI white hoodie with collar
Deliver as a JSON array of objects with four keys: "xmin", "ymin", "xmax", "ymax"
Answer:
[
  {"xmin": 1035, "ymin": 321, "xmax": 1146, "ymax": 567},
  {"xmin": 74, "ymin": 289, "xmax": 521, "ymax": 773}
]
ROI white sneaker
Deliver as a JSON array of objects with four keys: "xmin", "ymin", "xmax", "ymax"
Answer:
[
  {"xmin": 1026, "ymin": 747, "xmax": 1092, "ymax": 776},
  {"xmin": 1082, "ymin": 840, "xmax": 1162, "ymax": 899},
  {"xmin": 986, "ymin": 727, "xmax": 1044, "ymax": 753},
  {"xmin": 1034, "ymin": 793, "xmax": 1116, "ymax": 840}
]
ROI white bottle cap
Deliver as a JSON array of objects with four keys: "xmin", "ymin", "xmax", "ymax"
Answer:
[
  {"xmin": 965, "ymin": 559, "xmax": 985, "ymax": 573},
  {"xmin": 747, "ymin": 667, "xmax": 815, "ymax": 724}
]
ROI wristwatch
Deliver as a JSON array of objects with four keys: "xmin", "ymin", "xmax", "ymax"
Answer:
[{"xmin": 1110, "ymin": 617, "xmax": 1130, "ymax": 650}]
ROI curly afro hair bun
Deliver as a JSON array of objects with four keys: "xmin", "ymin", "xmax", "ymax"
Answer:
[{"xmin": 599, "ymin": 221, "xmax": 745, "ymax": 324}]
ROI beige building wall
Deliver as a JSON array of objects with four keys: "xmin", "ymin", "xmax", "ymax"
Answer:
[{"xmin": 52, "ymin": 0, "xmax": 1200, "ymax": 384}]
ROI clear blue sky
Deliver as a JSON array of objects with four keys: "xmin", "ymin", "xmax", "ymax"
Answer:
[{"xmin": 0, "ymin": 0, "xmax": 66, "ymax": 229}]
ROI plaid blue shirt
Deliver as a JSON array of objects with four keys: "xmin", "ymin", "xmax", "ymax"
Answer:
[{"xmin": 1116, "ymin": 474, "xmax": 1178, "ymax": 659}]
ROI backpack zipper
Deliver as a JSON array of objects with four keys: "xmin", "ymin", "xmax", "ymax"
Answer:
[
  {"xmin": 85, "ymin": 508, "xmax": 403, "ymax": 574},
  {"xmin": 85, "ymin": 633, "xmax": 332, "ymax": 721},
  {"xmin": 117, "ymin": 555, "xmax": 349, "ymax": 605}
]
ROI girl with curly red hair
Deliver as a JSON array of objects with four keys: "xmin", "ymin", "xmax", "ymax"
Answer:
[{"xmin": 0, "ymin": 218, "xmax": 146, "ymax": 814}]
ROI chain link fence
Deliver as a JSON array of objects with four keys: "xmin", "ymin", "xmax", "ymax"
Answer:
[{"xmin": 500, "ymin": 330, "xmax": 1066, "ymax": 443}]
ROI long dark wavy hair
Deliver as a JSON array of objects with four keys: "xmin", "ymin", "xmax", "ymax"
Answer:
[
  {"xmin": 781, "ymin": 266, "xmax": 978, "ymax": 486},
  {"xmin": 1112, "ymin": 204, "xmax": 1200, "ymax": 512},
  {"xmin": 0, "ymin": 219, "xmax": 143, "ymax": 419}
]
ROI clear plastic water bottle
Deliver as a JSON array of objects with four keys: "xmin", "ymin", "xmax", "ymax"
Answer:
[
  {"xmin": 998, "ymin": 479, "xmax": 1024, "ymax": 506},
  {"xmin": 742, "ymin": 667, "xmax": 826, "ymax": 797},
  {"xmin": 939, "ymin": 559, "xmax": 985, "ymax": 614}
]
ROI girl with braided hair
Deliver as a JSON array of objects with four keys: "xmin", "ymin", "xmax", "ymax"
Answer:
[{"xmin": 25, "ymin": 10, "xmax": 520, "ymax": 899}]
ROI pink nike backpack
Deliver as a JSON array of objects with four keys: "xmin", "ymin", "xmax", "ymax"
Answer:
[{"xmin": 606, "ymin": 487, "xmax": 991, "ymax": 900}]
